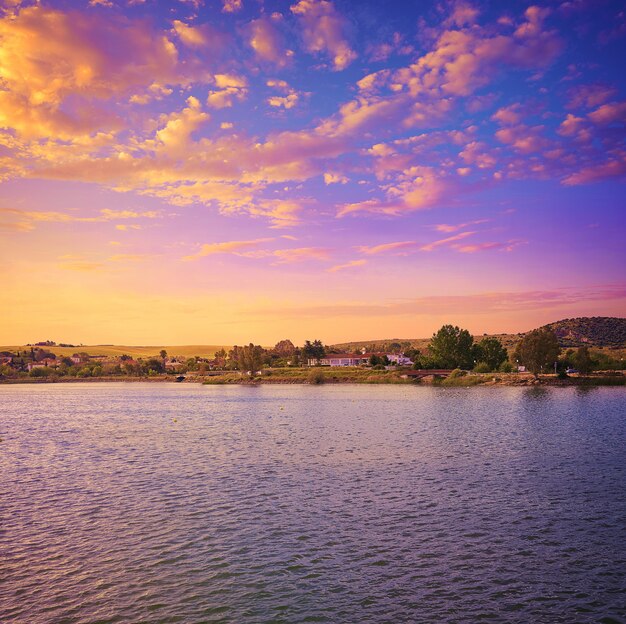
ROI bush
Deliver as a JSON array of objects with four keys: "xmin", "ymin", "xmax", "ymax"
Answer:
[
  {"xmin": 473, "ymin": 362, "xmax": 491, "ymax": 373},
  {"xmin": 557, "ymin": 371, "xmax": 569, "ymax": 380},
  {"xmin": 307, "ymin": 369, "xmax": 325, "ymax": 384},
  {"xmin": 499, "ymin": 361, "xmax": 513, "ymax": 373},
  {"xmin": 448, "ymin": 368, "xmax": 467, "ymax": 378}
]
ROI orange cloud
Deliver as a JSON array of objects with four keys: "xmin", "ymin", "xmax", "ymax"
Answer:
[
  {"xmin": 183, "ymin": 238, "xmax": 274, "ymax": 261},
  {"xmin": 0, "ymin": 5, "xmax": 194, "ymax": 138},
  {"xmin": 272, "ymin": 247, "xmax": 331, "ymax": 263},
  {"xmin": 338, "ymin": 167, "xmax": 452, "ymax": 217},
  {"xmin": 290, "ymin": 0, "xmax": 357, "ymax": 70},
  {"xmin": 247, "ymin": 15, "xmax": 292, "ymax": 67},
  {"xmin": 357, "ymin": 241, "xmax": 418, "ymax": 255},
  {"xmin": 420, "ymin": 231, "xmax": 475, "ymax": 252},
  {"xmin": 327, "ymin": 259, "xmax": 367, "ymax": 272},
  {"xmin": 588, "ymin": 101, "xmax": 626, "ymax": 125},
  {"xmin": 222, "ymin": 0, "xmax": 242, "ymax": 13}
]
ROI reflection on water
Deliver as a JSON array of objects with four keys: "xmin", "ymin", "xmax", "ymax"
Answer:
[{"xmin": 1, "ymin": 383, "xmax": 625, "ymax": 623}]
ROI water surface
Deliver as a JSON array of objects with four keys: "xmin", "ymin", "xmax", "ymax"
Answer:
[{"xmin": 1, "ymin": 383, "xmax": 625, "ymax": 623}]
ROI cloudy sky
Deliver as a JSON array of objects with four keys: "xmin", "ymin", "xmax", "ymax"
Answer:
[{"xmin": 0, "ymin": 0, "xmax": 624, "ymax": 345}]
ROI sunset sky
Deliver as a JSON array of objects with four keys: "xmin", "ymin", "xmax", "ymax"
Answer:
[{"xmin": 1, "ymin": 0, "xmax": 625, "ymax": 345}]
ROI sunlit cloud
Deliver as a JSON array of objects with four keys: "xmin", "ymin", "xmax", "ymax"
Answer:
[
  {"xmin": 420, "ymin": 231, "xmax": 475, "ymax": 252},
  {"xmin": 183, "ymin": 238, "xmax": 274, "ymax": 261},
  {"xmin": 291, "ymin": 0, "xmax": 357, "ymax": 70},
  {"xmin": 327, "ymin": 259, "xmax": 367, "ymax": 272}
]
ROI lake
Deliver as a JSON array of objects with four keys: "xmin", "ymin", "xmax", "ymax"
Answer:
[{"xmin": 1, "ymin": 383, "xmax": 625, "ymax": 623}]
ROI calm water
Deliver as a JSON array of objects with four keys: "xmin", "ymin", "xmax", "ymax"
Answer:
[{"xmin": 1, "ymin": 383, "xmax": 625, "ymax": 624}]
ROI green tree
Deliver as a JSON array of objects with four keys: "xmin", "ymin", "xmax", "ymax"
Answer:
[
  {"xmin": 369, "ymin": 354, "xmax": 380, "ymax": 366},
  {"xmin": 303, "ymin": 340, "xmax": 326, "ymax": 365},
  {"xmin": 428, "ymin": 325, "xmax": 474, "ymax": 369},
  {"xmin": 232, "ymin": 344, "xmax": 265, "ymax": 374},
  {"xmin": 474, "ymin": 337, "xmax": 508, "ymax": 371},
  {"xmin": 513, "ymin": 329, "xmax": 560, "ymax": 377},
  {"xmin": 573, "ymin": 346, "xmax": 593, "ymax": 373}
]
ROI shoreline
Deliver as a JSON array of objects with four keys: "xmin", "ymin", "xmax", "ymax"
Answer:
[{"xmin": 1, "ymin": 373, "xmax": 624, "ymax": 387}]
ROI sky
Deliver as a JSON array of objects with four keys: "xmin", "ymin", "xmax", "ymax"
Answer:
[{"xmin": 0, "ymin": 0, "xmax": 625, "ymax": 346}]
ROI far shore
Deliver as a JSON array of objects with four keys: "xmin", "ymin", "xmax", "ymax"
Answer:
[{"xmin": 2, "ymin": 371, "xmax": 624, "ymax": 387}]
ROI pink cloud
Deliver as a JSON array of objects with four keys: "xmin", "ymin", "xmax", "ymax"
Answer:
[
  {"xmin": 290, "ymin": 0, "xmax": 357, "ymax": 70},
  {"xmin": 588, "ymin": 101, "xmax": 626, "ymax": 125},
  {"xmin": 183, "ymin": 238, "xmax": 274, "ymax": 261},
  {"xmin": 562, "ymin": 150, "xmax": 626, "ymax": 185},
  {"xmin": 420, "ymin": 231, "xmax": 475, "ymax": 252},
  {"xmin": 327, "ymin": 259, "xmax": 367, "ymax": 273},
  {"xmin": 272, "ymin": 247, "xmax": 331, "ymax": 263},
  {"xmin": 247, "ymin": 15, "xmax": 292, "ymax": 67},
  {"xmin": 356, "ymin": 241, "xmax": 418, "ymax": 255},
  {"xmin": 434, "ymin": 219, "xmax": 489, "ymax": 233}
]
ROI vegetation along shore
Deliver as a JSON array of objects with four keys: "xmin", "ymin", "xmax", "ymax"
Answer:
[{"xmin": 2, "ymin": 317, "xmax": 624, "ymax": 387}]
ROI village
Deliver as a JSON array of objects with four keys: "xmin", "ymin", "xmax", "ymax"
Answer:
[{"xmin": 2, "ymin": 322, "xmax": 623, "ymax": 384}]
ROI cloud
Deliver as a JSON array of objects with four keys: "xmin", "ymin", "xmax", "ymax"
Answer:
[
  {"xmin": 0, "ymin": 207, "xmax": 161, "ymax": 231},
  {"xmin": 247, "ymin": 15, "xmax": 292, "ymax": 67},
  {"xmin": 207, "ymin": 74, "xmax": 248, "ymax": 108},
  {"xmin": 420, "ymin": 231, "xmax": 475, "ymax": 252},
  {"xmin": 588, "ymin": 101, "xmax": 626, "ymax": 125},
  {"xmin": 562, "ymin": 150, "xmax": 626, "ymax": 185},
  {"xmin": 222, "ymin": 0, "xmax": 242, "ymax": 13},
  {"xmin": 356, "ymin": 241, "xmax": 418, "ymax": 255},
  {"xmin": 323, "ymin": 172, "xmax": 348, "ymax": 184},
  {"xmin": 434, "ymin": 219, "xmax": 489, "ymax": 233},
  {"xmin": 254, "ymin": 284, "xmax": 626, "ymax": 319},
  {"xmin": 172, "ymin": 20, "xmax": 227, "ymax": 50},
  {"xmin": 272, "ymin": 247, "xmax": 331, "ymax": 263},
  {"xmin": 183, "ymin": 238, "xmax": 274, "ymax": 261},
  {"xmin": 567, "ymin": 84, "xmax": 617, "ymax": 109},
  {"xmin": 0, "ymin": 5, "xmax": 200, "ymax": 138},
  {"xmin": 327, "ymin": 259, "xmax": 367, "ymax": 272},
  {"xmin": 290, "ymin": 0, "xmax": 357, "ymax": 70},
  {"xmin": 454, "ymin": 239, "xmax": 525, "ymax": 253},
  {"xmin": 338, "ymin": 167, "xmax": 453, "ymax": 217}
]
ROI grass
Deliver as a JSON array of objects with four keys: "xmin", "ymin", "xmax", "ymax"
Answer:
[
  {"xmin": 0, "ymin": 344, "xmax": 231, "ymax": 359},
  {"xmin": 203, "ymin": 367, "xmax": 414, "ymax": 385}
]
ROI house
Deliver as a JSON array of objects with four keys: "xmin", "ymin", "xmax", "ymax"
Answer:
[
  {"xmin": 309, "ymin": 353, "xmax": 372, "ymax": 367},
  {"xmin": 387, "ymin": 354, "xmax": 413, "ymax": 366},
  {"xmin": 71, "ymin": 354, "xmax": 88, "ymax": 364},
  {"xmin": 27, "ymin": 358, "xmax": 57, "ymax": 371}
]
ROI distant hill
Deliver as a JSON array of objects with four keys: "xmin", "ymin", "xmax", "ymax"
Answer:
[
  {"xmin": 330, "ymin": 317, "xmax": 626, "ymax": 353},
  {"xmin": 539, "ymin": 317, "xmax": 626, "ymax": 348}
]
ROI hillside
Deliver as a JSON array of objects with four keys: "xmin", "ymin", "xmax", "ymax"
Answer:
[
  {"xmin": 539, "ymin": 317, "xmax": 626, "ymax": 348},
  {"xmin": 0, "ymin": 345, "xmax": 230, "ymax": 359},
  {"xmin": 331, "ymin": 317, "xmax": 626, "ymax": 353}
]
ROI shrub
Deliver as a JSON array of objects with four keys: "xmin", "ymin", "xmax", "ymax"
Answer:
[
  {"xmin": 557, "ymin": 371, "xmax": 569, "ymax": 380},
  {"xmin": 307, "ymin": 369, "xmax": 325, "ymax": 384},
  {"xmin": 499, "ymin": 361, "xmax": 513, "ymax": 373},
  {"xmin": 473, "ymin": 362, "xmax": 491, "ymax": 373},
  {"xmin": 448, "ymin": 368, "xmax": 467, "ymax": 378}
]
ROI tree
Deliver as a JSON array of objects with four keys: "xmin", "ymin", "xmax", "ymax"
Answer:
[
  {"xmin": 428, "ymin": 325, "xmax": 474, "ymax": 369},
  {"xmin": 369, "ymin": 354, "xmax": 380, "ymax": 366},
  {"xmin": 513, "ymin": 329, "xmax": 560, "ymax": 377},
  {"xmin": 231, "ymin": 344, "xmax": 265, "ymax": 374},
  {"xmin": 273, "ymin": 340, "xmax": 296, "ymax": 356},
  {"xmin": 302, "ymin": 340, "xmax": 325, "ymax": 365},
  {"xmin": 573, "ymin": 346, "xmax": 592, "ymax": 373},
  {"xmin": 159, "ymin": 349, "xmax": 168, "ymax": 361},
  {"xmin": 473, "ymin": 337, "xmax": 508, "ymax": 371}
]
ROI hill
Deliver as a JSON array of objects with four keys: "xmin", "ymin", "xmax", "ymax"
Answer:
[
  {"xmin": 0, "ymin": 345, "xmax": 229, "ymax": 359},
  {"xmin": 539, "ymin": 317, "xmax": 626, "ymax": 348},
  {"xmin": 330, "ymin": 317, "xmax": 626, "ymax": 353}
]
